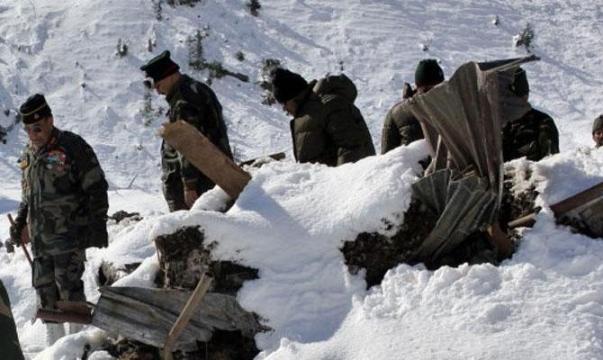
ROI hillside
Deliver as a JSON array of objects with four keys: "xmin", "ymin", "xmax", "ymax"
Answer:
[{"xmin": 0, "ymin": 0, "xmax": 602, "ymax": 359}]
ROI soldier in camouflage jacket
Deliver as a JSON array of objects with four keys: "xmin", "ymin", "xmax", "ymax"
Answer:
[
  {"xmin": 381, "ymin": 59, "xmax": 445, "ymax": 154},
  {"xmin": 10, "ymin": 94, "xmax": 108, "ymax": 344},
  {"xmin": 502, "ymin": 68, "xmax": 559, "ymax": 162},
  {"xmin": 141, "ymin": 51, "xmax": 232, "ymax": 211},
  {"xmin": 271, "ymin": 68, "xmax": 375, "ymax": 166}
]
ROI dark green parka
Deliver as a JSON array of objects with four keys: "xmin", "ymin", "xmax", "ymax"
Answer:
[
  {"xmin": 502, "ymin": 108, "xmax": 559, "ymax": 162},
  {"xmin": 162, "ymin": 75, "xmax": 233, "ymax": 193},
  {"xmin": 15, "ymin": 128, "xmax": 108, "ymax": 257},
  {"xmin": 289, "ymin": 81, "xmax": 375, "ymax": 166},
  {"xmin": 380, "ymin": 100, "xmax": 424, "ymax": 154}
]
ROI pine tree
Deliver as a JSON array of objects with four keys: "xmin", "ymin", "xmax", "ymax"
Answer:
[{"xmin": 187, "ymin": 29, "xmax": 208, "ymax": 71}]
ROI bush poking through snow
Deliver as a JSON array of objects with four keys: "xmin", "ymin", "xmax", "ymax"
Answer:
[
  {"xmin": 116, "ymin": 38, "xmax": 128, "ymax": 57},
  {"xmin": 513, "ymin": 23, "xmax": 535, "ymax": 52},
  {"xmin": 246, "ymin": 0, "xmax": 261, "ymax": 16},
  {"xmin": 259, "ymin": 58, "xmax": 281, "ymax": 105},
  {"xmin": 166, "ymin": 0, "xmax": 202, "ymax": 7},
  {"xmin": 187, "ymin": 29, "xmax": 208, "ymax": 71},
  {"xmin": 152, "ymin": 0, "xmax": 162, "ymax": 20}
]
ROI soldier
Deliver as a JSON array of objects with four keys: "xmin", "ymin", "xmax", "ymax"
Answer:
[
  {"xmin": 271, "ymin": 68, "xmax": 375, "ymax": 166},
  {"xmin": 502, "ymin": 68, "xmax": 560, "ymax": 162},
  {"xmin": 0, "ymin": 279, "xmax": 25, "ymax": 360},
  {"xmin": 9, "ymin": 94, "xmax": 109, "ymax": 345},
  {"xmin": 593, "ymin": 114, "xmax": 603, "ymax": 148},
  {"xmin": 140, "ymin": 50, "xmax": 233, "ymax": 211},
  {"xmin": 381, "ymin": 59, "xmax": 444, "ymax": 154}
]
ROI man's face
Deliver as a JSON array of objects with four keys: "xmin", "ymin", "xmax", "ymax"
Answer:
[
  {"xmin": 153, "ymin": 77, "xmax": 169, "ymax": 95},
  {"xmin": 593, "ymin": 129, "xmax": 603, "ymax": 148},
  {"xmin": 24, "ymin": 116, "xmax": 54, "ymax": 149}
]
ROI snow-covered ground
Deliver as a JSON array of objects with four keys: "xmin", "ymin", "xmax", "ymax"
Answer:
[{"xmin": 0, "ymin": 0, "xmax": 601, "ymax": 359}]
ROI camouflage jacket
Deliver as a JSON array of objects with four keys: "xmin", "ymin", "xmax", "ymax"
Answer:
[
  {"xmin": 0, "ymin": 279, "xmax": 24, "ymax": 360},
  {"xmin": 502, "ymin": 108, "xmax": 560, "ymax": 162},
  {"xmin": 380, "ymin": 99, "xmax": 424, "ymax": 154},
  {"xmin": 162, "ymin": 74, "xmax": 233, "ymax": 191},
  {"xmin": 15, "ymin": 128, "xmax": 109, "ymax": 257},
  {"xmin": 290, "ymin": 82, "xmax": 375, "ymax": 166}
]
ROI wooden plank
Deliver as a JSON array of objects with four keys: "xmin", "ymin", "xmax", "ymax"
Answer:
[
  {"xmin": 163, "ymin": 273, "xmax": 212, "ymax": 359},
  {"xmin": 239, "ymin": 152, "xmax": 286, "ymax": 167},
  {"xmin": 36, "ymin": 308, "xmax": 92, "ymax": 324},
  {"xmin": 91, "ymin": 287, "xmax": 261, "ymax": 351},
  {"xmin": 507, "ymin": 181, "xmax": 603, "ymax": 230},
  {"xmin": 550, "ymin": 181, "xmax": 603, "ymax": 216},
  {"xmin": 160, "ymin": 120, "xmax": 251, "ymax": 199}
]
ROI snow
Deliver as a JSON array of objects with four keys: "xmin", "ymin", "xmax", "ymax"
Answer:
[{"xmin": 0, "ymin": 0, "xmax": 601, "ymax": 359}]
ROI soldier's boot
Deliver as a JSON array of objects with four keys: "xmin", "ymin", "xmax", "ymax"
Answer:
[
  {"xmin": 46, "ymin": 323, "xmax": 66, "ymax": 346},
  {"xmin": 67, "ymin": 322, "xmax": 83, "ymax": 334}
]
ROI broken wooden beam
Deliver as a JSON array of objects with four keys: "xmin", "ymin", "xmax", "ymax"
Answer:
[
  {"xmin": 239, "ymin": 152, "xmax": 286, "ymax": 167},
  {"xmin": 92, "ymin": 286, "xmax": 262, "ymax": 352},
  {"xmin": 163, "ymin": 273, "xmax": 213, "ymax": 359},
  {"xmin": 508, "ymin": 181, "xmax": 603, "ymax": 230}
]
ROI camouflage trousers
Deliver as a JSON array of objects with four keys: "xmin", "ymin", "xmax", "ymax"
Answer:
[
  {"xmin": 162, "ymin": 172, "xmax": 214, "ymax": 212},
  {"xmin": 0, "ymin": 279, "xmax": 25, "ymax": 359},
  {"xmin": 163, "ymin": 172, "xmax": 188, "ymax": 212},
  {"xmin": 32, "ymin": 250, "xmax": 86, "ymax": 310}
]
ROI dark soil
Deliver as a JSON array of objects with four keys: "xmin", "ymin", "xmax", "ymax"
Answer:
[
  {"xmin": 97, "ymin": 331, "xmax": 259, "ymax": 360},
  {"xmin": 153, "ymin": 226, "xmax": 259, "ymax": 293},
  {"xmin": 342, "ymin": 166, "xmax": 542, "ymax": 288}
]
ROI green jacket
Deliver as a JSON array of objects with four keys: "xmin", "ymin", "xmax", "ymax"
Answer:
[
  {"xmin": 0, "ymin": 280, "xmax": 24, "ymax": 360},
  {"xmin": 162, "ymin": 74, "xmax": 233, "ymax": 192},
  {"xmin": 380, "ymin": 100, "xmax": 424, "ymax": 154},
  {"xmin": 15, "ymin": 128, "xmax": 108, "ymax": 257},
  {"xmin": 290, "ymin": 82, "xmax": 375, "ymax": 166},
  {"xmin": 502, "ymin": 108, "xmax": 560, "ymax": 162}
]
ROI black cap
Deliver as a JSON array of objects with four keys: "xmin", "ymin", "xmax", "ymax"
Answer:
[
  {"xmin": 415, "ymin": 59, "xmax": 444, "ymax": 87},
  {"xmin": 510, "ymin": 68, "xmax": 529, "ymax": 97},
  {"xmin": 19, "ymin": 94, "xmax": 52, "ymax": 124},
  {"xmin": 593, "ymin": 114, "xmax": 603, "ymax": 134},
  {"xmin": 140, "ymin": 50, "xmax": 180, "ymax": 83},
  {"xmin": 271, "ymin": 68, "xmax": 308, "ymax": 104}
]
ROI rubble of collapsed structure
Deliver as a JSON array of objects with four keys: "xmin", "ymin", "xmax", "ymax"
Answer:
[{"xmin": 84, "ymin": 55, "xmax": 603, "ymax": 359}]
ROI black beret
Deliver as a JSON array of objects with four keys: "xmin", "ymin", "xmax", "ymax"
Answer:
[
  {"xmin": 593, "ymin": 114, "xmax": 603, "ymax": 133},
  {"xmin": 140, "ymin": 50, "xmax": 180, "ymax": 83},
  {"xmin": 19, "ymin": 94, "xmax": 52, "ymax": 124},
  {"xmin": 271, "ymin": 68, "xmax": 308, "ymax": 104},
  {"xmin": 415, "ymin": 59, "xmax": 444, "ymax": 87},
  {"xmin": 510, "ymin": 68, "xmax": 530, "ymax": 97}
]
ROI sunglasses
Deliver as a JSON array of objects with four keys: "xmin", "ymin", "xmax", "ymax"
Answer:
[
  {"xmin": 143, "ymin": 78, "xmax": 155, "ymax": 89},
  {"xmin": 23, "ymin": 124, "xmax": 43, "ymax": 134}
]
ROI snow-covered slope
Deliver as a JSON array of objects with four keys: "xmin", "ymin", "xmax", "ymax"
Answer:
[{"xmin": 0, "ymin": 0, "xmax": 601, "ymax": 359}]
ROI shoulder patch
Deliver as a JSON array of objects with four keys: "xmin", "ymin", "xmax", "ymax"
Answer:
[{"xmin": 18, "ymin": 157, "xmax": 29, "ymax": 170}]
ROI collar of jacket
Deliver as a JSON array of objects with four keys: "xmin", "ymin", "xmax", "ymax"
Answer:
[
  {"xmin": 165, "ymin": 74, "xmax": 188, "ymax": 104},
  {"xmin": 32, "ymin": 127, "xmax": 60, "ymax": 155},
  {"xmin": 291, "ymin": 80, "xmax": 318, "ymax": 117}
]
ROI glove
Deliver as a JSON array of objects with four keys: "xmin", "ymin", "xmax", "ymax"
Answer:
[{"xmin": 9, "ymin": 222, "xmax": 25, "ymax": 245}]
